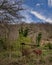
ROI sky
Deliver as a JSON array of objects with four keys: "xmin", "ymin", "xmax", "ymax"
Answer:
[
  {"xmin": 22, "ymin": 0, "xmax": 52, "ymax": 23},
  {"xmin": 0, "ymin": 0, "xmax": 52, "ymax": 23}
]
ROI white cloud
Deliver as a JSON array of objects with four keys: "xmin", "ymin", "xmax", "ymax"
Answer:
[
  {"xmin": 36, "ymin": 3, "xmax": 41, "ymax": 6},
  {"xmin": 21, "ymin": 11, "xmax": 34, "ymax": 23},
  {"xmin": 30, "ymin": 10, "xmax": 52, "ymax": 23},
  {"xmin": 24, "ymin": 14, "xmax": 33, "ymax": 23}
]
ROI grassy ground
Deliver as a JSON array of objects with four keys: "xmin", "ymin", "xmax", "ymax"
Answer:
[{"xmin": 0, "ymin": 48, "xmax": 52, "ymax": 65}]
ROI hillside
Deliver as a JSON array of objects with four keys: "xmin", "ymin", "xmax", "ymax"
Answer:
[
  {"xmin": 0, "ymin": 23, "xmax": 52, "ymax": 44},
  {"xmin": 0, "ymin": 23, "xmax": 52, "ymax": 65}
]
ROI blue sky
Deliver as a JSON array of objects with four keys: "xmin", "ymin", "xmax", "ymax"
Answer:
[
  {"xmin": 22, "ymin": 0, "xmax": 52, "ymax": 23},
  {"xmin": 0, "ymin": 0, "xmax": 52, "ymax": 23}
]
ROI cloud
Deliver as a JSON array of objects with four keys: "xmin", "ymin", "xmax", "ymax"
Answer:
[
  {"xmin": 36, "ymin": 3, "xmax": 41, "ymax": 6},
  {"xmin": 36, "ymin": 3, "xmax": 44, "ymax": 7},
  {"xmin": 30, "ymin": 10, "xmax": 52, "ymax": 23},
  {"xmin": 21, "ymin": 11, "xmax": 34, "ymax": 23},
  {"xmin": 24, "ymin": 14, "xmax": 33, "ymax": 23}
]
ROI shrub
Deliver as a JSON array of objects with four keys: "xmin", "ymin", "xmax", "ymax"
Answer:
[
  {"xmin": 23, "ymin": 27, "xmax": 29, "ymax": 37},
  {"xmin": 36, "ymin": 32, "xmax": 42, "ymax": 47},
  {"xmin": 47, "ymin": 42, "xmax": 52, "ymax": 49},
  {"xmin": 44, "ymin": 42, "xmax": 52, "ymax": 50},
  {"xmin": 19, "ymin": 27, "xmax": 29, "ymax": 37},
  {"xmin": 48, "ymin": 56, "xmax": 52, "ymax": 63},
  {"xmin": 0, "ymin": 38, "xmax": 7, "ymax": 50},
  {"xmin": 0, "ymin": 39, "xmax": 4, "ymax": 50}
]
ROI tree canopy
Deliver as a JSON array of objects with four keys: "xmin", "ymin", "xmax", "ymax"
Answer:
[{"xmin": 0, "ymin": 0, "xmax": 24, "ymax": 24}]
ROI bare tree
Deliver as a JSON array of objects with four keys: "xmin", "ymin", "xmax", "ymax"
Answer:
[
  {"xmin": 0, "ymin": 0, "xmax": 24, "ymax": 59},
  {"xmin": 0, "ymin": 0, "xmax": 24, "ymax": 23},
  {"xmin": 0, "ymin": 0, "xmax": 24, "ymax": 43}
]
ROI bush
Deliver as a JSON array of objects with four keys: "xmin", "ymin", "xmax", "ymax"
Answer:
[
  {"xmin": 0, "ymin": 38, "xmax": 7, "ymax": 50},
  {"xmin": 44, "ymin": 42, "xmax": 52, "ymax": 50},
  {"xmin": 19, "ymin": 27, "xmax": 29, "ymax": 37},
  {"xmin": 47, "ymin": 43, "xmax": 52, "ymax": 49},
  {"xmin": 36, "ymin": 32, "xmax": 42, "ymax": 47}
]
